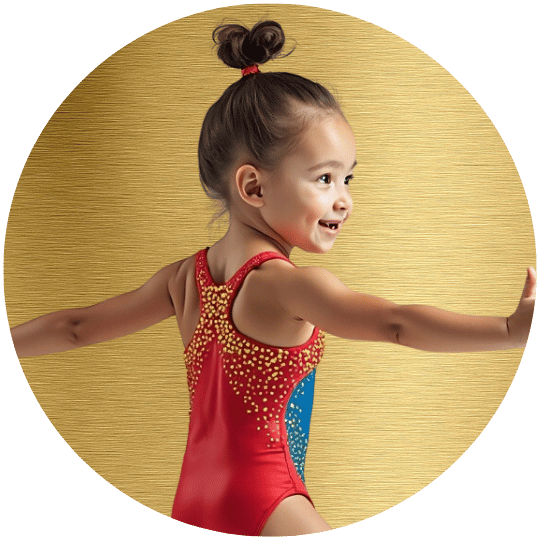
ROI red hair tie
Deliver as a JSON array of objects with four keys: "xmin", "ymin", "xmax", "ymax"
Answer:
[{"xmin": 241, "ymin": 64, "xmax": 260, "ymax": 76}]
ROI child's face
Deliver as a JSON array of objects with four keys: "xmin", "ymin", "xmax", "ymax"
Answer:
[{"xmin": 261, "ymin": 112, "xmax": 356, "ymax": 254}]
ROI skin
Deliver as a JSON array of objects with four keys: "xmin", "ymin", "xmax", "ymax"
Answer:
[{"xmin": 10, "ymin": 109, "xmax": 536, "ymax": 535}]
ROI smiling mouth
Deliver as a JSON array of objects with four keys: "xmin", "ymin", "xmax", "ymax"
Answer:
[{"xmin": 318, "ymin": 220, "xmax": 341, "ymax": 230}]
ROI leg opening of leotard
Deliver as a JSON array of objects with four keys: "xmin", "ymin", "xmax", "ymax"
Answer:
[
  {"xmin": 257, "ymin": 489, "xmax": 298, "ymax": 536},
  {"xmin": 258, "ymin": 492, "xmax": 331, "ymax": 536}
]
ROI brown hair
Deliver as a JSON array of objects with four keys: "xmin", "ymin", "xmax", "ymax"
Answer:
[{"xmin": 199, "ymin": 20, "xmax": 342, "ymax": 222}]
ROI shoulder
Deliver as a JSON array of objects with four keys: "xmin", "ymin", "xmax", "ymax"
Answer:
[
  {"xmin": 168, "ymin": 252, "xmax": 196, "ymax": 280},
  {"xmin": 167, "ymin": 252, "xmax": 199, "ymax": 291},
  {"xmin": 257, "ymin": 259, "xmax": 341, "ymax": 288},
  {"xmin": 165, "ymin": 252, "xmax": 202, "ymax": 310},
  {"xmin": 253, "ymin": 260, "xmax": 344, "ymax": 311}
]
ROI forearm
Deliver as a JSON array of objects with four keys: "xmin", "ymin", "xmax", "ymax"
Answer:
[
  {"xmin": 10, "ymin": 310, "xmax": 82, "ymax": 357},
  {"xmin": 393, "ymin": 304, "xmax": 512, "ymax": 353}
]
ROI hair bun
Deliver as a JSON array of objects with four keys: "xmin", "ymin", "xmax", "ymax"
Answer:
[{"xmin": 213, "ymin": 20, "xmax": 288, "ymax": 70}]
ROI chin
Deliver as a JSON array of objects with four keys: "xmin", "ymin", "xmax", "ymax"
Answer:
[
  {"xmin": 297, "ymin": 242, "xmax": 334, "ymax": 255},
  {"xmin": 283, "ymin": 229, "xmax": 336, "ymax": 254}
]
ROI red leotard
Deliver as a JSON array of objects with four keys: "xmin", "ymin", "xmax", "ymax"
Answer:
[{"xmin": 171, "ymin": 248, "xmax": 325, "ymax": 535}]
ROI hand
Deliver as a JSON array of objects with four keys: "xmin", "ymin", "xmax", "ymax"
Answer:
[{"xmin": 507, "ymin": 267, "xmax": 536, "ymax": 348}]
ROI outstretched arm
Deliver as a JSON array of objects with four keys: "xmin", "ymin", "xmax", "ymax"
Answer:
[
  {"xmin": 389, "ymin": 267, "xmax": 535, "ymax": 351},
  {"xmin": 10, "ymin": 259, "xmax": 185, "ymax": 357},
  {"xmin": 272, "ymin": 265, "xmax": 536, "ymax": 353}
]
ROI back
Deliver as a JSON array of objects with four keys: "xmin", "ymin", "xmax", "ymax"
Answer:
[{"xmin": 170, "ymin": 248, "xmax": 325, "ymax": 535}]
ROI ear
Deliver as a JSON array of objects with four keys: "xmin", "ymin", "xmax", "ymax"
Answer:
[{"xmin": 235, "ymin": 164, "xmax": 265, "ymax": 208}]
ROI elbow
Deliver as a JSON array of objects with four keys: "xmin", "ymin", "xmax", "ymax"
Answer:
[
  {"xmin": 387, "ymin": 305, "xmax": 405, "ymax": 346},
  {"xmin": 65, "ymin": 312, "xmax": 84, "ymax": 346},
  {"xmin": 388, "ymin": 323, "xmax": 401, "ymax": 345}
]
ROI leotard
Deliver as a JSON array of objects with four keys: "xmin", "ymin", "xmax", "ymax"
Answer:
[{"xmin": 171, "ymin": 248, "xmax": 325, "ymax": 535}]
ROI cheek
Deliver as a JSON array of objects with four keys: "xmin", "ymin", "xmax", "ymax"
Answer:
[{"xmin": 297, "ymin": 187, "xmax": 326, "ymax": 211}]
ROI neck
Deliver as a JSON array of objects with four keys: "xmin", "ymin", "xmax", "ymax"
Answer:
[{"xmin": 212, "ymin": 210, "xmax": 293, "ymax": 259}]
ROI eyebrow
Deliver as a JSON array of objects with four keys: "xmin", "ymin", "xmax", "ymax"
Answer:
[{"xmin": 308, "ymin": 159, "xmax": 357, "ymax": 171}]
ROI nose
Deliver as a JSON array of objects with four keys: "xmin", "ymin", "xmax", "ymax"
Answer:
[{"xmin": 333, "ymin": 186, "xmax": 353, "ymax": 216}]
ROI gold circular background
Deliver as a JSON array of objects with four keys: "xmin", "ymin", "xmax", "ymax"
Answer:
[{"xmin": 4, "ymin": 3, "xmax": 535, "ymax": 529}]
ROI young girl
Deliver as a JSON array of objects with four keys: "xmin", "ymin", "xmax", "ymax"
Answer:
[{"xmin": 10, "ymin": 20, "xmax": 536, "ymax": 537}]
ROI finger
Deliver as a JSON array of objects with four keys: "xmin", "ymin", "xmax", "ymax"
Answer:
[{"xmin": 523, "ymin": 267, "xmax": 537, "ymax": 299}]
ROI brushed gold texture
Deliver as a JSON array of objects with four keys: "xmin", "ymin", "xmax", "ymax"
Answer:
[{"xmin": 4, "ymin": 3, "xmax": 535, "ymax": 530}]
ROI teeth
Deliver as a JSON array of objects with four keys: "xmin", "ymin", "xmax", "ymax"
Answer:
[{"xmin": 320, "ymin": 221, "xmax": 339, "ymax": 230}]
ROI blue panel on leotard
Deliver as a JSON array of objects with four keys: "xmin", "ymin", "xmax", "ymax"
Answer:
[{"xmin": 284, "ymin": 369, "xmax": 316, "ymax": 483}]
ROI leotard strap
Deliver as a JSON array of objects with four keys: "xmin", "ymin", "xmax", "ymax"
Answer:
[{"xmin": 195, "ymin": 247, "xmax": 293, "ymax": 309}]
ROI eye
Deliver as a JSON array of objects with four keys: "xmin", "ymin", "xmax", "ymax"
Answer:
[
  {"xmin": 317, "ymin": 174, "xmax": 331, "ymax": 184},
  {"xmin": 345, "ymin": 175, "xmax": 353, "ymax": 185}
]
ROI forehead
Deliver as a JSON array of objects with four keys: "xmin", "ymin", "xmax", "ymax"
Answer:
[{"xmin": 285, "ymin": 112, "xmax": 356, "ymax": 167}]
